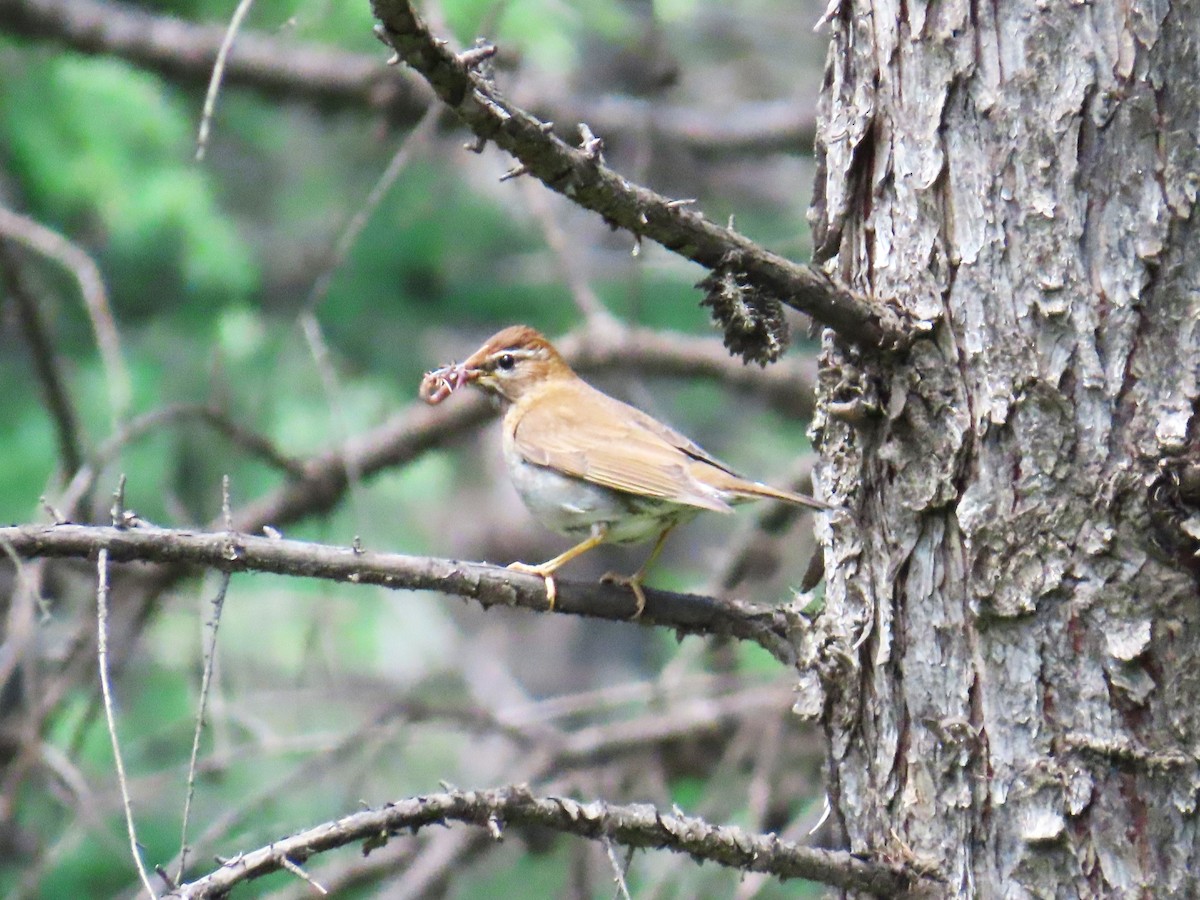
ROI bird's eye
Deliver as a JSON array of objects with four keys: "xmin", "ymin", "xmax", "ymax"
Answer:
[{"xmin": 497, "ymin": 354, "xmax": 516, "ymax": 370}]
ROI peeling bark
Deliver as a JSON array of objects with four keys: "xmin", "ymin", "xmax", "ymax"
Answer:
[{"xmin": 808, "ymin": 0, "xmax": 1200, "ymax": 895}]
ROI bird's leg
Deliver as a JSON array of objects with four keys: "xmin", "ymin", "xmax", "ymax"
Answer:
[
  {"xmin": 508, "ymin": 525, "xmax": 609, "ymax": 611},
  {"xmin": 601, "ymin": 524, "xmax": 677, "ymax": 619}
]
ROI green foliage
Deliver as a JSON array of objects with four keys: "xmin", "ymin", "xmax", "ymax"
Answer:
[{"xmin": 1, "ymin": 56, "xmax": 259, "ymax": 320}]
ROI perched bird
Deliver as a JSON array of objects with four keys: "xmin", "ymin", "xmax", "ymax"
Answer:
[{"xmin": 420, "ymin": 325, "xmax": 829, "ymax": 615}]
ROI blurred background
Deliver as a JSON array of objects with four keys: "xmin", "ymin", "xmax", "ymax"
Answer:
[{"xmin": 0, "ymin": 0, "xmax": 833, "ymax": 894}]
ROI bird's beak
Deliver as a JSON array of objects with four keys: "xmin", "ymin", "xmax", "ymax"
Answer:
[{"xmin": 419, "ymin": 362, "xmax": 480, "ymax": 405}]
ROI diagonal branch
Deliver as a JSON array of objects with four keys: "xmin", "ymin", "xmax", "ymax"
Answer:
[
  {"xmin": 368, "ymin": 0, "xmax": 910, "ymax": 352},
  {"xmin": 167, "ymin": 786, "xmax": 923, "ymax": 898},
  {"xmin": 0, "ymin": 524, "xmax": 806, "ymax": 664},
  {"xmin": 0, "ymin": 242, "xmax": 84, "ymax": 475},
  {"xmin": 0, "ymin": 205, "xmax": 130, "ymax": 420}
]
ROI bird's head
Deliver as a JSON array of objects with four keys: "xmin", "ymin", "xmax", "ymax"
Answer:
[{"xmin": 420, "ymin": 325, "xmax": 573, "ymax": 405}]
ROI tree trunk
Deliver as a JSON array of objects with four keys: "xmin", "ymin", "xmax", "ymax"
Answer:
[{"xmin": 807, "ymin": 0, "xmax": 1200, "ymax": 895}]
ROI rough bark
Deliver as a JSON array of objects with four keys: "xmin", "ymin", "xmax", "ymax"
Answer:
[{"xmin": 808, "ymin": 0, "xmax": 1200, "ymax": 895}]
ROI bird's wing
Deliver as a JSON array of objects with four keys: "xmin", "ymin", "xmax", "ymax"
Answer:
[{"xmin": 512, "ymin": 385, "xmax": 735, "ymax": 513}]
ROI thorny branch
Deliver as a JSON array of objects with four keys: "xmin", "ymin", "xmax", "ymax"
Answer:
[
  {"xmin": 0, "ymin": 524, "xmax": 808, "ymax": 664},
  {"xmin": 369, "ymin": 0, "xmax": 910, "ymax": 352},
  {"xmin": 167, "ymin": 785, "xmax": 924, "ymax": 898}
]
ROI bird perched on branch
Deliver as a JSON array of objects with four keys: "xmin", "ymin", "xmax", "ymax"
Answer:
[{"xmin": 421, "ymin": 325, "xmax": 829, "ymax": 616}]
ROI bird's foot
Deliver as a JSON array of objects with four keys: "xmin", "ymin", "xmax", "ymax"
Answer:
[
  {"xmin": 600, "ymin": 571, "xmax": 646, "ymax": 619},
  {"xmin": 507, "ymin": 561, "xmax": 558, "ymax": 611}
]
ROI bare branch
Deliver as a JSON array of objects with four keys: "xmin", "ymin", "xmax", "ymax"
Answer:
[
  {"xmin": 0, "ymin": 205, "xmax": 130, "ymax": 420},
  {"xmin": 192, "ymin": 0, "xmax": 256, "ymax": 161},
  {"xmin": 0, "ymin": 523, "xmax": 805, "ymax": 664},
  {"xmin": 368, "ymin": 0, "xmax": 910, "ymax": 351},
  {"xmin": 0, "ymin": 242, "xmax": 84, "ymax": 475},
  {"xmin": 176, "ymin": 569, "xmax": 230, "ymax": 883},
  {"xmin": 57, "ymin": 402, "xmax": 305, "ymax": 521},
  {"xmin": 302, "ymin": 105, "xmax": 440, "ymax": 312},
  {"xmin": 167, "ymin": 785, "xmax": 922, "ymax": 898},
  {"xmin": 96, "ymin": 546, "xmax": 158, "ymax": 898}
]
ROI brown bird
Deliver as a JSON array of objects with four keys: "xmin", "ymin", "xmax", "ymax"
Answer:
[{"xmin": 421, "ymin": 325, "xmax": 830, "ymax": 615}]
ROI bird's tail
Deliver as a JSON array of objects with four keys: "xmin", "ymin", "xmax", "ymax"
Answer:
[{"xmin": 730, "ymin": 480, "xmax": 833, "ymax": 511}]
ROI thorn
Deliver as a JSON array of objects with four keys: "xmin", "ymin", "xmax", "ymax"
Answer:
[
  {"xmin": 666, "ymin": 198, "xmax": 697, "ymax": 209},
  {"xmin": 487, "ymin": 813, "xmax": 504, "ymax": 840},
  {"xmin": 473, "ymin": 89, "xmax": 511, "ymax": 121},
  {"xmin": 109, "ymin": 474, "xmax": 127, "ymax": 527},
  {"xmin": 577, "ymin": 123, "xmax": 604, "ymax": 162},
  {"xmin": 154, "ymin": 865, "xmax": 178, "ymax": 891},
  {"xmin": 40, "ymin": 496, "xmax": 68, "ymax": 524},
  {"xmin": 457, "ymin": 43, "xmax": 497, "ymax": 69},
  {"xmin": 464, "ymin": 135, "xmax": 488, "ymax": 153},
  {"xmin": 632, "ymin": 234, "xmax": 642, "ymax": 257},
  {"xmin": 538, "ymin": 120, "xmax": 555, "ymax": 133},
  {"xmin": 500, "ymin": 164, "xmax": 528, "ymax": 182}
]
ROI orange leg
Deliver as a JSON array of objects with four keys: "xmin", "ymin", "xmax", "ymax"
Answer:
[
  {"xmin": 508, "ymin": 526, "xmax": 609, "ymax": 611},
  {"xmin": 601, "ymin": 524, "xmax": 677, "ymax": 619}
]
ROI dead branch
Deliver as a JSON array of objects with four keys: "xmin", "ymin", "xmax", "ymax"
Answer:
[
  {"xmin": 167, "ymin": 785, "xmax": 921, "ymax": 898},
  {"xmin": 0, "ymin": 523, "xmax": 806, "ymax": 664}
]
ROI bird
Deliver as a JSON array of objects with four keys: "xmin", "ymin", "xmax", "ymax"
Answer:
[{"xmin": 420, "ymin": 325, "xmax": 830, "ymax": 616}]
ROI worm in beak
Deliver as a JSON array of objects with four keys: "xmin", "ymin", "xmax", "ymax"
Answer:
[{"xmin": 419, "ymin": 363, "xmax": 476, "ymax": 405}]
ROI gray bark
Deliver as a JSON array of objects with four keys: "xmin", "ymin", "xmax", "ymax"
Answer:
[{"xmin": 807, "ymin": 0, "xmax": 1200, "ymax": 895}]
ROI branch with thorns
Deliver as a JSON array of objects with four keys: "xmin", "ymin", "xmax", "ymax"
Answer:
[{"xmin": 166, "ymin": 785, "xmax": 926, "ymax": 898}]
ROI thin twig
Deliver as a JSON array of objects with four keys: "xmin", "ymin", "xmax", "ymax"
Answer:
[
  {"xmin": 194, "ymin": 0, "xmax": 256, "ymax": 161},
  {"xmin": 0, "ymin": 242, "xmax": 84, "ymax": 475},
  {"xmin": 0, "ymin": 205, "xmax": 130, "ymax": 420},
  {"xmin": 278, "ymin": 856, "xmax": 327, "ymax": 894},
  {"xmin": 298, "ymin": 311, "xmax": 370, "ymax": 531},
  {"xmin": 57, "ymin": 402, "xmax": 304, "ymax": 521},
  {"xmin": 602, "ymin": 836, "xmax": 633, "ymax": 900},
  {"xmin": 175, "ymin": 569, "xmax": 231, "ymax": 882},
  {"xmin": 294, "ymin": 107, "xmax": 440, "ymax": 535},
  {"xmin": 302, "ymin": 103, "xmax": 440, "ymax": 312},
  {"xmin": 520, "ymin": 180, "xmax": 615, "ymax": 325},
  {"xmin": 97, "ymin": 545, "xmax": 159, "ymax": 898}
]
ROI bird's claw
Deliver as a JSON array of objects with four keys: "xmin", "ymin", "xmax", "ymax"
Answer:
[
  {"xmin": 507, "ymin": 561, "xmax": 557, "ymax": 611},
  {"xmin": 600, "ymin": 571, "xmax": 646, "ymax": 619}
]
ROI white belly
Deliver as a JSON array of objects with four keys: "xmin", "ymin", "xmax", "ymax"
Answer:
[{"xmin": 503, "ymin": 444, "xmax": 698, "ymax": 544}]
